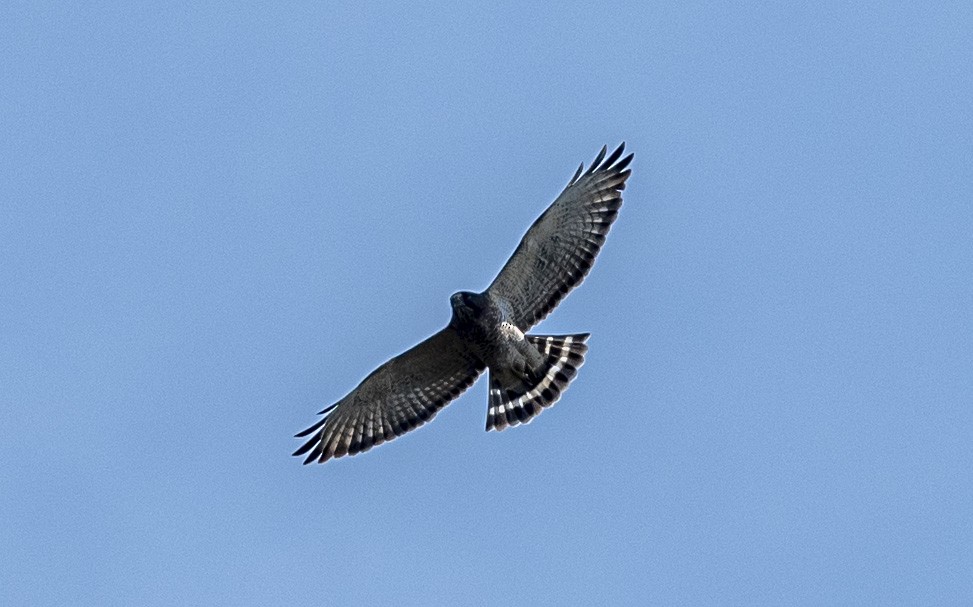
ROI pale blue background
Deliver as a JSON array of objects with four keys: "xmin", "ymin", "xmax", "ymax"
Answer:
[{"xmin": 2, "ymin": 2, "xmax": 971, "ymax": 605}]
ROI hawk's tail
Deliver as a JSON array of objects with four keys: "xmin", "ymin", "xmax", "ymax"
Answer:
[{"xmin": 486, "ymin": 333, "xmax": 589, "ymax": 431}]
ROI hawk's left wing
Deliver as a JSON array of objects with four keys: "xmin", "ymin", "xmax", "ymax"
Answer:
[
  {"xmin": 486, "ymin": 143, "xmax": 633, "ymax": 330},
  {"xmin": 293, "ymin": 327, "xmax": 484, "ymax": 464}
]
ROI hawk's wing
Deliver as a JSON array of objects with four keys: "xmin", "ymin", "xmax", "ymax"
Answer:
[
  {"xmin": 293, "ymin": 327, "xmax": 484, "ymax": 464},
  {"xmin": 486, "ymin": 143, "xmax": 633, "ymax": 330}
]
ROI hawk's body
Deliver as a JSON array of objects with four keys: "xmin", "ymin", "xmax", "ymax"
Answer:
[
  {"xmin": 449, "ymin": 292, "xmax": 537, "ymax": 387},
  {"xmin": 295, "ymin": 144, "xmax": 633, "ymax": 463}
]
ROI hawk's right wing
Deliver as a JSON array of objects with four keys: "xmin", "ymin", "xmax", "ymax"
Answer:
[
  {"xmin": 486, "ymin": 143, "xmax": 633, "ymax": 330},
  {"xmin": 294, "ymin": 327, "xmax": 484, "ymax": 464}
]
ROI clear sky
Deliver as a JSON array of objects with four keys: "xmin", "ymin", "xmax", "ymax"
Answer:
[{"xmin": 2, "ymin": 2, "xmax": 971, "ymax": 605}]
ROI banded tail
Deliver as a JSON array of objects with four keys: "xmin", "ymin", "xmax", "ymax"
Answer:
[{"xmin": 486, "ymin": 333, "xmax": 590, "ymax": 431}]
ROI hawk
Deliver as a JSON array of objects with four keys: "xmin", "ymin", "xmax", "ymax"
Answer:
[{"xmin": 294, "ymin": 143, "xmax": 633, "ymax": 463}]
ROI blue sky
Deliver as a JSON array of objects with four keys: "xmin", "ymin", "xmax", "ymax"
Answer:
[{"xmin": 2, "ymin": 2, "xmax": 971, "ymax": 605}]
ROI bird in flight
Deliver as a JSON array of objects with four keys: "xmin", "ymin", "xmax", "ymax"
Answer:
[{"xmin": 294, "ymin": 143, "xmax": 633, "ymax": 463}]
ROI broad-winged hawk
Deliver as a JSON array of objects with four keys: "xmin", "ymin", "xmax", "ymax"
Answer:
[{"xmin": 294, "ymin": 144, "xmax": 633, "ymax": 463}]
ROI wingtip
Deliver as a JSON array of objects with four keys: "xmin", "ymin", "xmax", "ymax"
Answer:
[
  {"xmin": 603, "ymin": 142, "xmax": 625, "ymax": 168},
  {"xmin": 292, "ymin": 435, "xmax": 316, "ymax": 456},
  {"xmin": 570, "ymin": 161, "xmax": 584, "ymax": 184},
  {"xmin": 615, "ymin": 151, "xmax": 634, "ymax": 172},
  {"xmin": 294, "ymin": 418, "xmax": 325, "ymax": 438},
  {"xmin": 586, "ymin": 145, "xmax": 608, "ymax": 175},
  {"xmin": 571, "ymin": 143, "xmax": 632, "ymax": 182},
  {"xmin": 317, "ymin": 402, "xmax": 339, "ymax": 416}
]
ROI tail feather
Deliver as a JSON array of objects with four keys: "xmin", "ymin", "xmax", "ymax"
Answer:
[{"xmin": 486, "ymin": 333, "xmax": 589, "ymax": 431}]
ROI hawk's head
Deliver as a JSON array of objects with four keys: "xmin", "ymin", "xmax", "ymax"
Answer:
[{"xmin": 450, "ymin": 291, "xmax": 486, "ymax": 321}]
